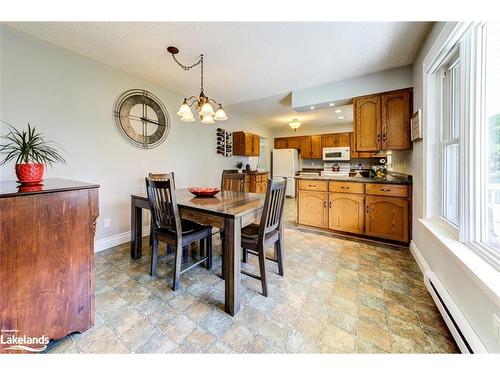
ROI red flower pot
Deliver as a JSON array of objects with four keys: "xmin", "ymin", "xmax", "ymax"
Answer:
[{"xmin": 15, "ymin": 163, "xmax": 45, "ymax": 184}]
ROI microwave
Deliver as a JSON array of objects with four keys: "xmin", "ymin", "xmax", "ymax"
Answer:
[{"xmin": 322, "ymin": 147, "xmax": 351, "ymax": 161}]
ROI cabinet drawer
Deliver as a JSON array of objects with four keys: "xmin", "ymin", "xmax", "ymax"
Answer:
[
  {"xmin": 365, "ymin": 183, "xmax": 408, "ymax": 197},
  {"xmin": 298, "ymin": 180, "xmax": 328, "ymax": 191},
  {"xmin": 329, "ymin": 181, "xmax": 365, "ymax": 194}
]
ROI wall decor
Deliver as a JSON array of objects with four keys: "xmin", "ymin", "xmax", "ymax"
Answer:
[
  {"xmin": 217, "ymin": 128, "xmax": 232, "ymax": 157},
  {"xmin": 113, "ymin": 89, "xmax": 170, "ymax": 149},
  {"xmin": 411, "ymin": 109, "xmax": 422, "ymax": 142}
]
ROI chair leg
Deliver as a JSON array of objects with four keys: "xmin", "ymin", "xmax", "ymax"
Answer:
[
  {"xmin": 257, "ymin": 246, "xmax": 268, "ymax": 297},
  {"xmin": 206, "ymin": 235, "xmax": 213, "ymax": 270},
  {"xmin": 150, "ymin": 235, "xmax": 159, "ymax": 277},
  {"xmin": 275, "ymin": 232, "xmax": 284, "ymax": 277},
  {"xmin": 242, "ymin": 248, "xmax": 248, "ymax": 263},
  {"xmin": 172, "ymin": 243, "xmax": 183, "ymax": 291}
]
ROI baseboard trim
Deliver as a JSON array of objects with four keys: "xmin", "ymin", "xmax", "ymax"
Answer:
[{"xmin": 94, "ymin": 226, "xmax": 150, "ymax": 253}]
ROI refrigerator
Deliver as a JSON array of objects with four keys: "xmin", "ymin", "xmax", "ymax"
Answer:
[{"xmin": 272, "ymin": 148, "xmax": 299, "ymax": 198}]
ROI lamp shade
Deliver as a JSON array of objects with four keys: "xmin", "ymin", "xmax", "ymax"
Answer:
[
  {"xmin": 214, "ymin": 106, "xmax": 228, "ymax": 121},
  {"xmin": 288, "ymin": 118, "xmax": 301, "ymax": 130},
  {"xmin": 180, "ymin": 111, "xmax": 195, "ymax": 122},
  {"xmin": 177, "ymin": 99, "xmax": 192, "ymax": 117},
  {"xmin": 201, "ymin": 114, "xmax": 215, "ymax": 124},
  {"xmin": 199, "ymin": 102, "xmax": 215, "ymax": 117}
]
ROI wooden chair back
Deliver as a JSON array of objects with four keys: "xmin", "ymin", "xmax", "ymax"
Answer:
[
  {"xmin": 145, "ymin": 176, "xmax": 182, "ymax": 239},
  {"xmin": 149, "ymin": 173, "xmax": 175, "ymax": 187},
  {"xmin": 259, "ymin": 179, "xmax": 287, "ymax": 237},
  {"xmin": 221, "ymin": 172, "xmax": 246, "ymax": 192},
  {"xmin": 222, "ymin": 169, "xmax": 238, "ymax": 174}
]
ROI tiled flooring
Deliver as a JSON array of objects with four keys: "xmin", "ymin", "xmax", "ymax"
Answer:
[{"xmin": 46, "ymin": 199, "xmax": 459, "ymax": 354}]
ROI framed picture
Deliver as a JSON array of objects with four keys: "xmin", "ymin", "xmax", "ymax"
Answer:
[{"xmin": 411, "ymin": 109, "xmax": 422, "ymax": 142}]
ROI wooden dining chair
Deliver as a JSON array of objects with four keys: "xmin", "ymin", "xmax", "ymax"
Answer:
[
  {"xmin": 145, "ymin": 176, "xmax": 213, "ymax": 291},
  {"xmin": 221, "ymin": 172, "xmax": 246, "ymax": 193},
  {"xmin": 240, "ymin": 179, "xmax": 287, "ymax": 297},
  {"xmin": 148, "ymin": 173, "xmax": 174, "ymax": 246}
]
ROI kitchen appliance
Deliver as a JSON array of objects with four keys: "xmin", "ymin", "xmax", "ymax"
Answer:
[
  {"xmin": 272, "ymin": 148, "xmax": 299, "ymax": 198},
  {"xmin": 321, "ymin": 162, "xmax": 350, "ymax": 177},
  {"xmin": 322, "ymin": 147, "xmax": 351, "ymax": 161}
]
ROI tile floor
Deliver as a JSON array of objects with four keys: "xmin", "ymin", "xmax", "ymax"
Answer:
[{"xmin": 46, "ymin": 198, "xmax": 459, "ymax": 354}]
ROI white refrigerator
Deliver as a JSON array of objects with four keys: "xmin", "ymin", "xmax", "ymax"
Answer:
[{"xmin": 272, "ymin": 148, "xmax": 299, "ymax": 198}]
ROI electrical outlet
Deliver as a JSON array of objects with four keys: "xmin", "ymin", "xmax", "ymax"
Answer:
[
  {"xmin": 103, "ymin": 218, "xmax": 111, "ymax": 229},
  {"xmin": 493, "ymin": 314, "xmax": 500, "ymax": 349}
]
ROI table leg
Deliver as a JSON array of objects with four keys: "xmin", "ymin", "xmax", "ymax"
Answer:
[
  {"xmin": 131, "ymin": 198, "xmax": 143, "ymax": 259},
  {"xmin": 223, "ymin": 216, "xmax": 241, "ymax": 316}
]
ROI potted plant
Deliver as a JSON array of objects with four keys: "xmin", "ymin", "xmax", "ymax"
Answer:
[
  {"xmin": 0, "ymin": 122, "xmax": 65, "ymax": 184},
  {"xmin": 235, "ymin": 161, "xmax": 244, "ymax": 173}
]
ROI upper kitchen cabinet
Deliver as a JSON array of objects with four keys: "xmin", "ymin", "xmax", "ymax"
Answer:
[
  {"xmin": 287, "ymin": 136, "xmax": 301, "ymax": 150},
  {"xmin": 353, "ymin": 88, "xmax": 412, "ymax": 152},
  {"xmin": 233, "ymin": 131, "xmax": 260, "ymax": 156},
  {"xmin": 321, "ymin": 133, "xmax": 350, "ymax": 148},
  {"xmin": 299, "ymin": 136, "xmax": 311, "ymax": 159},
  {"xmin": 274, "ymin": 137, "xmax": 288, "ymax": 149},
  {"xmin": 310, "ymin": 135, "xmax": 322, "ymax": 159}
]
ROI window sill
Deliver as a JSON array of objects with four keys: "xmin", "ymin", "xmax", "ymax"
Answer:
[{"xmin": 418, "ymin": 218, "xmax": 500, "ymax": 304}]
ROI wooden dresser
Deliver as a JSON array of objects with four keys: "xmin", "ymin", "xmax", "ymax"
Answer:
[
  {"xmin": 243, "ymin": 171, "xmax": 269, "ymax": 193},
  {"xmin": 0, "ymin": 178, "xmax": 99, "ymax": 353}
]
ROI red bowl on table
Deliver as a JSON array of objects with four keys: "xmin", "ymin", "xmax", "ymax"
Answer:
[{"xmin": 188, "ymin": 187, "xmax": 221, "ymax": 197}]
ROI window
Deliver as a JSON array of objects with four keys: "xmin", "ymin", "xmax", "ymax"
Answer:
[
  {"xmin": 483, "ymin": 22, "xmax": 500, "ymax": 253},
  {"xmin": 440, "ymin": 52, "xmax": 461, "ymax": 227}
]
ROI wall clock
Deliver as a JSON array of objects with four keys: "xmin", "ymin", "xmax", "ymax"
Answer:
[{"xmin": 113, "ymin": 89, "xmax": 170, "ymax": 149}]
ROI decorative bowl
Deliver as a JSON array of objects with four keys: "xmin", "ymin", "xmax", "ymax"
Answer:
[{"xmin": 188, "ymin": 187, "xmax": 221, "ymax": 197}]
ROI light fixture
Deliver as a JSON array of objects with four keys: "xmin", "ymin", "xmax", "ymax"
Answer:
[
  {"xmin": 168, "ymin": 46, "xmax": 228, "ymax": 124},
  {"xmin": 334, "ymin": 109, "xmax": 342, "ymax": 113},
  {"xmin": 310, "ymin": 106, "xmax": 315, "ymax": 110},
  {"xmin": 338, "ymin": 116, "xmax": 345, "ymax": 120},
  {"xmin": 288, "ymin": 118, "xmax": 302, "ymax": 131},
  {"xmin": 329, "ymin": 103, "xmax": 335, "ymax": 107}
]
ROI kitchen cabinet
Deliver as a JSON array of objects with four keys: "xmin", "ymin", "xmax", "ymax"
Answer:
[
  {"xmin": 287, "ymin": 136, "xmax": 301, "ymax": 150},
  {"xmin": 244, "ymin": 172, "xmax": 269, "ymax": 193},
  {"xmin": 297, "ymin": 191, "xmax": 328, "ymax": 228},
  {"xmin": 321, "ymin": 134, "xmax": 336, "ymax": 148},
  {"xmin": 328, "ymin": 193, "xmax": 364, "ymax": 234},
  {"xmin": 322, "ymin": 133, "xmax": 351, "ymax": 149},
  {"xmin": 274, "ymin": 138, "xmax": 288, "ymax": 149},
  {"xmin": 310, "ymin": 135, "xmax": 322, "ymax": 159},
  {"xmin": 353, "ymin": 88, "xmax": 412, "ymax": 152},
  {"xmin": 365, "ymin": 196, "xmax": 409, "ymax": 242},
  {"xmin": 233, "ymin": 131, "xmax": 260, "ymax": 156},
  {"xmin": 299, "ymin": 136, "xmax": 311, "ymax": 159},
  {"xmin": 382, "ymin": 90, "xmax": 411, "ymax": 150}
]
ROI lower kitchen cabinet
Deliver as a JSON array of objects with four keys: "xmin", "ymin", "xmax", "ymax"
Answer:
[
  {"xmin": 244, "ymin": 172, "xmax": 269, "ymax": 193},
  {"xmin": 365, "ymin": 196, "xmax": 409, "ymax": 242},
  {"xmin": 328, "ymin": 193, "xmax": 364, "ymax": 234},
  {"xmin": 297, "ymin": 191, "xmax": 328, "ymax": 228}
]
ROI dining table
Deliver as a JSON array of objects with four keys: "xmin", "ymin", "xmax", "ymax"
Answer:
[{"xmin": 130, "ymin": 188, "xmax": 266, "ymax": 316}]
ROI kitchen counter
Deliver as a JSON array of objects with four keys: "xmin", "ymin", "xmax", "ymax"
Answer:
[
  {"xmin": 243, "ymin": 170, "xmax": 269, "ymax": 175},
  {"xmin": 294, "ymin": 173, "xmax": 412, "ymax": 185}
]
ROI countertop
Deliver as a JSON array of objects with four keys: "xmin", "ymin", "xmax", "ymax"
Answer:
[
  {"xmin": 295, "ymin": 174, "xmax": 412, "ymax": 185},
  {"xmin": 0, "ymin": 178, "xmax": 100, "ymax": 198},
  {"xmin": 243, "ymin": 171, "xmax": 269, "ymax": 175}
]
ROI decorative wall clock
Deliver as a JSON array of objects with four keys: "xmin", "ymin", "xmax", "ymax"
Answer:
[{"xmin": 113, "ymin": 89, "xmax": 170, "ymax": 148}]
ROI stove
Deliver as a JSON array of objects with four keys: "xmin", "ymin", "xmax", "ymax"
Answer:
[{"xmin": 321, "ymin": 162, "xmax": 350, "ymax": 177}]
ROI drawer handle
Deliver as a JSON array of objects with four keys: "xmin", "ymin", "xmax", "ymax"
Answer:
[
  {"xmin": 380, "ymin": 188, "xmax": 391, "ymax": 192},
  {"xmin": 340, "ymin": 186, "xmax": 350, "ymax": 189}
]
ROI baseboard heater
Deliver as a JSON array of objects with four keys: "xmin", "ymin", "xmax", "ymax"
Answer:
[{"xmin": 425, "ymin": 271, "xmax": 487, "ymax": 353}]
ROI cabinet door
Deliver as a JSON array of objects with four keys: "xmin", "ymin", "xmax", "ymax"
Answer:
[
  {"xmin": 310, "ymin": 135, "xmax": 322, "ymax": 159},
  {"xmin": 382, "ymin": 90, "xmax": 411, "ymax": 150},
  {"xmin": 287, "ymin": 136, "xmax": 301, "ymax": 149},
  {"xmin": 299, "ymin": 136, "xmax": 311, "ymax": 159},
  {"xmin": 252, "ymin": 134, "xmax": 260, "ymax": 156},
  {"xmin": 244, "ymin": 133, "xmax": 253, "ymax": 156},
  {"xmin": 365, "ymin": 196, "xmax": 409, "ymax": 242},
  {"xmin": 355, "ymin": 96, "xmax": 381, "ymax": 151},
  {"xmin": 321, "ymin": 134, "xmax": 336, "ymax": 148},
  {"xmin": 298, "ymin": 191, "xmax": 328, "ymax": 228},
  {"xmin": 336, "ymin": 133, "xmax": 350, "ymax": 147},
  {"xmin": 274, "ymin": 138, "xmax": 288, "ymax": 149},
  {"xmin": 328, "ymin": 193, "xmax": 364, "ymax": 234}
]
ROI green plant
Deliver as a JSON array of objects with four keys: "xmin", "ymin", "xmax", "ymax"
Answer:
[
  {"xmin": 235, "ymin": 161, "xmax": 243, "ymax": 169},
  {"xmin": 0, "ymin": 121, "xmax": 65, "ymax": 166}
]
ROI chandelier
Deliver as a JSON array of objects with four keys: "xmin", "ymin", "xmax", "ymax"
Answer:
[
  {"xmin": 288, "ymin": 118, "xmax": 302, "ymax": 131},
  {"xmin": 167, "ymin": 46, "xmax": 228, "ymax": 124}
]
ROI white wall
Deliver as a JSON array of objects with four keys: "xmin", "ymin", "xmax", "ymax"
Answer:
[
  {"xmin": 410, "ymin": 23, "xmax": 500, "ymax": 352},
  {"xmin": 0, "ymin": 26, "xmax": 272, "ymax": 243}
]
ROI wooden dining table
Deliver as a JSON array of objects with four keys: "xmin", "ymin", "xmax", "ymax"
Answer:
[{"xmin": 130, "ymin": 188, "xmax": 266, "ymax": 316}]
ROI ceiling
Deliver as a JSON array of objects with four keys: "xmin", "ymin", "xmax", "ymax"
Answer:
[{"xmin": 6, "ymin": 22, "xmax": 432, "ymax": 128}]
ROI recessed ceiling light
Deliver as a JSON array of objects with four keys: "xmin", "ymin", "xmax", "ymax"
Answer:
[
  {"xmin": 338, "ymin": 116, "xmax": 345, "ymax": 120},
  {"xmin": 329, "ymin": 103, "xmax": 335, "ymax": 107},
  {"xmin": 310, "ymin": 106, "xmax": 315, "ymax": 110},
  {"xmin": 334, "ymin": 109, "xmax": 342, "ymax": 113}
]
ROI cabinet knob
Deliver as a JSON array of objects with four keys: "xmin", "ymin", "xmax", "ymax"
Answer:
[
  {"xmin": 329, "ymin": 201, "xmax": 332, "ymax": 209},
  {"xmin": 323, "ymin": 201, "xmax": 327, "ymax": 208},
  {"xmin": 366, "ymin": 205, "xmax": 369, "ymax": 214}
]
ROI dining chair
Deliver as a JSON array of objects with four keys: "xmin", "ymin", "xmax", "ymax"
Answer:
[
  {"xmin": 145, "ymin": 176, "xmax": 213, "ymax": 291},
  {"xmin": 221, "ymin": 172, "xmax": 246, "ymax": 193},
  {"xmin": 240, "ymin": 179, "xmax": 287, "ymax": 297},
  {"xmin": 222, "ymin": 169, "xmax": 239, "ymax": 174},
  {"xmin": 148, "ymin": 173, "xmax": 174, "ymax": 247}
]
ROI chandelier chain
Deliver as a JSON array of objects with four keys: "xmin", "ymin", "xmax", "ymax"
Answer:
[{"xmin": 171, "ymin": 53, "xmax": 204, "ymax": 91}]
